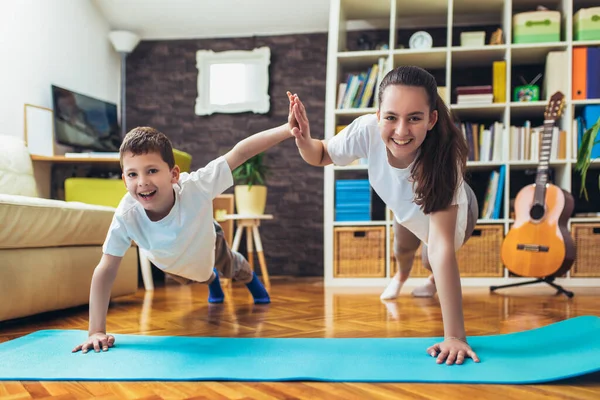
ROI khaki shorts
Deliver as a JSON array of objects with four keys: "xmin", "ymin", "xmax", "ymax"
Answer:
[
  {"xmin": 165, "ymin": 221, "xmax": 253, "ymax": 284},
  {"xmin": 392, "ymin": 182, "xmax": 479, "ymax": 267}
]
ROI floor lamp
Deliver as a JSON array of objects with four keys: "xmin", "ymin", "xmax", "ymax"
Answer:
[{"xmin": 108, "ymin": 30, "xmax": 140, "ymax": 138}]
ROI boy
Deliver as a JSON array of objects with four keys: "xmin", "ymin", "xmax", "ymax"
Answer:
[{"xmin": 72, "ymin": 94, "xmax": 298, "ymax": 354}]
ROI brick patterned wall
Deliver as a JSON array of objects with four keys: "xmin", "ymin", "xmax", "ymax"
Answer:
[{"xmin": 126, "ymin": 33, "xmax": 327, "ymax": 276}]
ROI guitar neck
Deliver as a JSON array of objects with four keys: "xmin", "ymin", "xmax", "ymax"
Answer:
[{"xmin": 534, "ymin": 119, "xmax": 556, "ymax": 202}]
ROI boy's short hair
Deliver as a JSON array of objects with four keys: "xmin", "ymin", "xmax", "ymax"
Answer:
[{"xmin": 119, "ymin": 127, "xmax": 175, "ymax": 169}]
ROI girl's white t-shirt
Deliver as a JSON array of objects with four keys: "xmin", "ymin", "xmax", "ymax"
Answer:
[
  {"xmin": 327, "ymin": 113, "xmax": 468, "ymax": 250},
  {"xmin": 102, "ymin": 156, "xmax": 233, "ymax": 282}
]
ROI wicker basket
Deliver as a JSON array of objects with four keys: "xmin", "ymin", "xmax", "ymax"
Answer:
[
  {"xmin": 390, "ymin": 224, "xmax": 504, "ymax": 277},
  {"xmin": 334, "ymin": 226, "xmax": 385, "ymax": 277},
  {"xmin": 457, "ymin": 225, "xmax": 504, "ymax": 276},
  {"xmin": 571, "ymin": 223, "xmax": 600, "ymax": 277}
]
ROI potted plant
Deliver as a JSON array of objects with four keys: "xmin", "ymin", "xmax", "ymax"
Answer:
[
  {"xmin": 575, "ymin": 116, "xmax": 600, "ymax": 201},
  {"xmin": 232, "ymin": 152, "xmax": 270, "ymax": 215}
]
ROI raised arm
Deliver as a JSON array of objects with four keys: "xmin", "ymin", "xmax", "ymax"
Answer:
[
  {"xmin": 426, "ymin": 205, "xmax": 479, "ymax": 365},
  {"xmin": 288, "ymin": 92, "xmax": 333, "ymax": 167},
  {"xmin": 224, "ymin": 124, "xmax": 292, "ymax": 172},
  {"xmin": 224, "ymin": 93, "xmax": 300, "ymax": 172}
]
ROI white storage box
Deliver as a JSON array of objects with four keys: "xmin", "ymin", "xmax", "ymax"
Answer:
[{"xmin": 461, "ymin": 31, "xmax": 486, "ymax": 47}]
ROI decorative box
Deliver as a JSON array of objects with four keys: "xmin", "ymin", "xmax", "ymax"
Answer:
[
  {"xmin": 460, "ymin": 31, "xmax": 485, "ymax": 47},
  {"xmin": 513, "ymin": 11, "xmax": 561, "ymax": 44},
  {"xmin": 513, "ymin": 85, "xmax": 540, "ymax": 102},
  {"xmin": 574, "ymin": 7, "xmax": 600, "ymax": 41}
]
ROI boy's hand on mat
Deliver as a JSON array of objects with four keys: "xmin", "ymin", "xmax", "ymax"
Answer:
[
  {"xmin": 72, "ymin": 333, "xmax": 115, "ymax": 354},
  {"xmin": 427, "ymin": 338, "xmax": 479, "ymax": 365}
]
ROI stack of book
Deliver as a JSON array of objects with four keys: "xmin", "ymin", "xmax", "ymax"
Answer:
[
  {"xmin": 336, "ymin": 57, "xmax": 386, "ymax": 109},
  {"xmin": 456, "ymin": 85, "xmax": 493, "ymax": 105},
  {"xmin": 335, "ymin": 179, "xmax": 371, "ymax": 221},
  {"xmin": 481, "ymin": 166, "xmax": 505, "ymax": 220}
]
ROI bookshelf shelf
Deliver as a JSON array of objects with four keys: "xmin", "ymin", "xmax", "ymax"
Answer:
[
  {"xmin": 509, "ymin": 102, "xmax": 549, "ymax": 117},
  {"xmin": 570, "ymin": 217, "xmax": 600, "ymax": 223},
  {"xmin": 477, "ymin": 219, "xmax": 506, "ymax": 224},
  {"xmin": 392, "ymin": 48, "xmax": 447, "ymax": 69},
  {"xmin": 451, "ymin": 46, "xmax": 507, "ymax": 67},
  {"xmin": 337, "ymin": 50, "xmax": 390, "ymax": 67},
  {"xmin": 511, "ymin": 42, "xmax": 568, "ymax": 65},
  {"xmin": 467, "ymin": 161, "xmax": 505, "ymax": 169},
  {"xmin": 573, "ymin": 40, "xmax": 600, "ymax": 47},
  {"xmin": 325, "ymin": 0, "xmax": 600, "ymax": 287},
  {"xmin": 453, "ymin": 0, "xmax": 504, "ymax": 14},
  {"xmin": 334, "ymin": 108, "xmax": 377, "ymax": 116},
  {"xmin": 333, "ymin": 221, "xmax": 388, "ymax": 227},
  {"xmin": 572, "ymin": 99, "xmax": 600, "ymax": 105},
  {"xmin": 451, "ymin": 108, "xmax": 506, "ymax": 120},
  {"xmin": 509, "ymin": 160, "xmax": 569, "ymax": 169}
]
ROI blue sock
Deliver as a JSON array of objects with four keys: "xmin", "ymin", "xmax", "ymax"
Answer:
[
  {"xmin": 208, "ymin": 269, "xmax": 224, "ymax": 303},
  {"xmin": 246, "ymin": 272, "xmax": 270, "ymax": 304}
]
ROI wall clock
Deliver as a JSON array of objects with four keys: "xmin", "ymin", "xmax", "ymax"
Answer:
[{"xmin": 409, "ymin": 31, "xmax": 433, "ymax": 50}]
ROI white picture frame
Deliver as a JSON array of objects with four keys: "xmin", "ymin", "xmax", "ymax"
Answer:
[
  {"xmin": 195, "ymin": 47, "xmax": 271, "ymax": 116},
  {"xmin": 24, "ymin": 104, "xmax": 55, "ymax": 157}
]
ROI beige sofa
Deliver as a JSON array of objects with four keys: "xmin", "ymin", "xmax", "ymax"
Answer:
[{"xmin": 0, "ymin": 135, "xmax": 138, "ymax": 322}]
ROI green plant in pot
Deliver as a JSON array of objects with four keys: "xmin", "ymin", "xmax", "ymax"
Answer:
[
  {"xmin": 575, "ymin": 116, "xmax": 600, "ymax": 201},
  {"xmin": 232, "ymin": 152, "xmax": 270, "ymax": 215}
]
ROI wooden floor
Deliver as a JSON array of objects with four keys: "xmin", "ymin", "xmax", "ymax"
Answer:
[{"xmin": 1, "ymin": 277, "xmax": 600, "ymax": 399}]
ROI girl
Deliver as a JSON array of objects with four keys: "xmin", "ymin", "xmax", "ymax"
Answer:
[{"xmin": 287, "ymin": 66, "xmax": 480, "ymax": 365}]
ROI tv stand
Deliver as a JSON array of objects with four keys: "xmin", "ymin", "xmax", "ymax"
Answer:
[
  {"xmin": 31, "ymin": 155, "xmax": 120, "ymax": 163},
  {"xmin": 30, "ymin": 155, "xmax": 121, "ymax": 199},
  {"xmin": 64, "ymin": 152, "xmax": 120, "ymax": 159}
]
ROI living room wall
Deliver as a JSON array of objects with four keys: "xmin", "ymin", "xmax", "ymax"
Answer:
[
  {"xmin": 125, "ymin": 33, "xmax": 327, "ymax": 276},
  {"xmin": 0, "ymin": 0, "xmax": 120, "ymax": 139}
]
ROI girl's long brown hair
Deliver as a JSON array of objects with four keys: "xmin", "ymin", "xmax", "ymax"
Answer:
[{"xmin": 378, "ymin": 66, "xmax": 468, "ymax": 214}]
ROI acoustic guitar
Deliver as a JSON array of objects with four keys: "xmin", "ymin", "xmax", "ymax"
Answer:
[{"xmin": 501, "ymin": 91, "xmax": 576, "ymax": 278}]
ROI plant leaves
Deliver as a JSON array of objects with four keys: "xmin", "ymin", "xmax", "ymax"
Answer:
[
  {"xmin": 232, "ymin": 152, "xmax": 270, "ymax": 187},
  {"xmin": 575, "ymin": 116, "xmax": 600, "ymax": 201}
]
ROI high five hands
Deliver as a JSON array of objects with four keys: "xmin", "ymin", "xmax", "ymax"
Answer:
[
  {"xmin": 286, "ymin": 91, "xmax": 311, "ymax": 144},
  {"xmin": 427, "ymin": 337, "xmax": 480, "ymax": 365}
]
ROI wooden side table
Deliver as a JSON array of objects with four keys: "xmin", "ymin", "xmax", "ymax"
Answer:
[{"xmin": 221, "ymin": 214, "xmax": 273, "ymax": 288}]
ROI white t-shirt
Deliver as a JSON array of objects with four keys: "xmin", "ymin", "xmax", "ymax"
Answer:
[
  {"xmin": 327, "ymin": 114, "xmax": 468, "ymax": 250},
  {"xmin": 102, "ymin": 156, "xmax": 234, "ymax": 282}
]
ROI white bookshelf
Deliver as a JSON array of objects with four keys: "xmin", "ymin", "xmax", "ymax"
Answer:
[{"xmin": 324, "ymin": 0, "xmax": 600, "ymax": 287}]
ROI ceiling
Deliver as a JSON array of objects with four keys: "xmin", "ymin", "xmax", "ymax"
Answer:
[{"xmin": 92, "ymin": 0, "xmax": 332, "ymax": 40}]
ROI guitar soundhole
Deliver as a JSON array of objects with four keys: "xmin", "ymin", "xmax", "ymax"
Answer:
[{"xmin": 529, "ymin": 204, "xmax": 545, "ymax": 220}]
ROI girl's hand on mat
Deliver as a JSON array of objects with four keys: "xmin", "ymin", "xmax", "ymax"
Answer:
[
  {"xmin": 72, "ymin": 333, "xmax": 115, "ymax": 354},
  {"xmin": 427, "ymin": 338, "xmax": 480, "ymax": 365}
]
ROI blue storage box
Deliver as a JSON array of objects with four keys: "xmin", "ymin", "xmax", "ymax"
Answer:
[{"xmin": 335, "ymin": 179, "xmax": 371, "ymax": 221}]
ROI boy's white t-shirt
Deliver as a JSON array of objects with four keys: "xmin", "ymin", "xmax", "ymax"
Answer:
[
  {"xmin": 327, "ymin": 113, "xmax": 469, "ymax": 250},
  {"xmin": 102, "ymin": 156, "xmax": 233, "ymax": 282}
]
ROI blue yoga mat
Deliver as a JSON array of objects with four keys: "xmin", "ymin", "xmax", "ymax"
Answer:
[{"xmin": 1, "ymin": 316, "xmax": 599, "ymax": 383}]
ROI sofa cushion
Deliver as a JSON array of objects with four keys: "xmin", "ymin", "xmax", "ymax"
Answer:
[
  {"xmin": 0, "ymin": 194, "xmax": 118, "ymax": 249},
  {"xmin": 0, "ymin": 135, "xmax": 38, "ymax": 197}
]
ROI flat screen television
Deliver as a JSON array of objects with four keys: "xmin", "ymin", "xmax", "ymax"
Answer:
[{"xmin": 51, "ymin": 85, "xmax": 121, "ymax": 152}]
